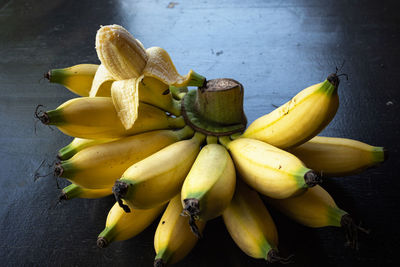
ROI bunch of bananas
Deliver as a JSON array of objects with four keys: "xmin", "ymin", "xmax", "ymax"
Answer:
[{"xmin": 39, "ymin": 24, "xmax": 386, "ymax": 266}]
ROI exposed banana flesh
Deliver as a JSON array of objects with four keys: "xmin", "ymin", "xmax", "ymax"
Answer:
[
  {"xmin": 223, "ymin": 180, "xmax": 284, "ymax": 263},
  {"xmin": 57, "ymin": 137, "xmax": 116, "ymax": 160},
  {"xmin": 242, "ymin": 74, "xmax": 340, "ymax": 149},
  {"xmin": 154, "ymin": 194, "xmax": 205, "ymax": 266},
  {"xmin": 97, "ymin": 201, "xmax": 165, "ymax": 248},
  {"xmin": 46, "ymin": 64, "xmax": 99, "ymax": 96},
  {"xmin": 113, "ymin": 132, "xmax": 205, "ymax": 211},
  {"xmin": 220, "ymin": 137, "xmax": 321, "ymax": 199},
  {"xmin": 96, "ymin": 24, "xmax": 148, "ymax": 80},
  {"xmin": 288, "ymin": 136, "xmax": 387, "ymax": 176},
  {"xmin": 59, "ymin": 183, "xmax": 112, "ymax": 200},
  {"xmin": 181, "ymin": 143, "xmax": 236, "ymax": 237},
  {"xmin": 111, "ymin": 78, "xmax": 139, "ymax": 129},
  {"xmin": 55, "ymin": 126, "xmax": 194, "ymax": 189},
  {"xmin": 40, "ymin": 97, "xmax": 185, "ymax": 139}
]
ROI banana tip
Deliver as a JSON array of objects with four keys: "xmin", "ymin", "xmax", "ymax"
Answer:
[
  {"xmin": 54, "ymin": 163, "xmax": 63, "ymax": 177},
  {"xmin": 112, "ymin": 180, "xmax": 131, "ymax": 212},
  {"xmin": 267, "ymin": 249, "xmax": 294, "ymax": 264},
  {"xmin": 34, "ymin": 104, "xmax": 50, "ymax": 124},
  {"xmin": 304, "ymin": 170, "xmax": 322, "ymax": 187},
  {"xmin": 154, "ymin": 258, "xmax": 165, "ymax": 267},
  {"xmin": 97, "ymin": 237, "xmax": 108, "ymax": 248}
]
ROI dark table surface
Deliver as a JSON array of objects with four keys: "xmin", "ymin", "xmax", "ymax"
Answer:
[{"xmin": 1, "ymin": 0, "xmax": 400, "ymax": 266}]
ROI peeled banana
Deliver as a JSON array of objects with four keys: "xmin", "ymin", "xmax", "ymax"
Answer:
[
  {"xmin": 289, "ymin": 136, "xmax": 387, "ymax": 176},
  {"xmin": 242, "ymin": 74, "xmax": 340, "ymax": 149},
  {"xmin": 59, "ymin": 183, "xmax": 112, "ymax": 200},
  {"xmin": 113, "ymin": 132, "xmax": 205, "ymax": 211},
  {"xmin": 181, "ymin": 143, "xmax": 236, "ymax": 236},
  {"xmin": 55, "ymin": 127, "xmax": 194, "ymax": 189},
  {"xmin": 46, "ymin": 64, "xmax": 99, "ymax": 96},
  {"xmin": 154, "ymin": 194, "xmax": 205, "ymax": 266},
  {"xmin": 220, "ymin": 137, "xmax": 321, "ymax": 199},
  {"xmin": 39, "ymin": 97, "xmax": 185, "ymax": 139},
  {"xmin": 97, "ymin": 201, "xmax": 164, "ymax": 248}
]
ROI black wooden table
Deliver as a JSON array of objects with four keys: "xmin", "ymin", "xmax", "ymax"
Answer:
[{"xmin": 1, "ymin": 0, "xmax": 399, "ymax": 266}]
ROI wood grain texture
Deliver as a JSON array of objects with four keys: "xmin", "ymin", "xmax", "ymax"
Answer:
[{"xmin": 1, "ymin": 0, "xmax": 399, "ymax": 266}]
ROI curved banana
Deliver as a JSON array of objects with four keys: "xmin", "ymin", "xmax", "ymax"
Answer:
[
  {"xmin": 154, "ymin": 194, "xmax": 205, "ymax": 266},
  {"xmin": 181, "ymin": 143, "xmax": 236, "ymax": 237},
  {"xmin": 59, "ymin": 183, "xmax": 112, "ymax": 200},
  {"xmin": 89, "ymin": 64, "xmax": 114, "ymax": 97},
  {"xmin": 220, "ymin": 137, "xmax": 321, "ymax": 199},
  {"xmin": 266, "ymin": 185, "xmax": 367, "ymax": 249},
  {"xmin": 38, "ymin": 97, "xmax": 185, "ymax": 139},
  {"xmin": 113, "ymin": 132, "xmax": 205, "ymax": 211},
  {"xmin": 55, "ymin": 126, "xmax": 194, "ymax": 189},
  {"xmin": 288, "ymin": 136, "xmax": 387, "ymax": 176},
  {"xmin": 223, "ymin": 180, "xmax": 286, "ymax": 263},
  {"xmin": 97, "ymin": 201, "xmax": 165, "ymax": 248},
  {"xmin": 242, "ymin": 74, "xmax": 341, "ymax": 149},
  {"xmin": 46, "ymin": 64, "xmax": 99, "ymax": 96},
  {"xmin": 57, "ymin": 137, "xmax": 116, "ymax": 160}
]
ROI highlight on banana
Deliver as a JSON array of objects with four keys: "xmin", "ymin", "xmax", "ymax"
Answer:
[{"xmin": 36, "ymin": 24, "xmax": 387, "ymax": 265}]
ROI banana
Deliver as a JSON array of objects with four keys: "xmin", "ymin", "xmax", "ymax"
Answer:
[
  {"xmin": 154, "ymin": 194, "xmax": 205, "ymax": 266},
  {"xmin": 112, "ymin": 132, "xmax": 205, "ymax": 211},
  {"xmin": 219, "ymin": 137, "xmax": 321, "ymax": 199},
  {"xmin": 265, "ymin": 185, "xmax": 368, "ymax": 249},
  {"xmin": 288, "ymin": 136, "xmax": 387, "ymax": 176},
  {"xmin": 181, "ymin": 143, "xmax": 236, "ymax": 237},
  {"xmin": 95, "ymin": 25, "xmax": 205, "ymax": 87},
  {"xmin": 59, "ymin": 183, "xmax": 112, "ymax": 200},
  {"xmin": 55, "ymin": 126, "xmax": 194, "ymax": 189},
  {"xmin": 169, "ymin": 85, "xmax": 188, "ymax": 100},
  {"xmin": 89, "ymin": 64, "xmax": 114, "ymax": 97},
  {"xmin": 242, "ymin": 73, "xmax": 341, "ymax": 149},
  {"xmin": 96, "ymin": 24, "xmax": 148, "ymax": 80},
  {"xmin": 57, "ymin": 137, "xmax": 116, "ymax": 160},
  {"xmin": 97, "ymin": 201, "xmax": 165, "ymax": 248},
  {"xmin": 46, "ymin": 64, "xmax": 99, "ymax": 96},
  {"xmin": 38, "ymin": 97, "xmax": 185, "ymax": 139},
  {"xmin": 223, "ymin": 180, "xmax": 287, "ymax": 263}
]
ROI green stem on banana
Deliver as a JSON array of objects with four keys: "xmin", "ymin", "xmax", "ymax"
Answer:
[{"xmin": 97, "ymin": 225, "xmax": 118, "ymax": 248}]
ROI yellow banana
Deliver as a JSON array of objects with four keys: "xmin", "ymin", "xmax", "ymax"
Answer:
[
  {"xmin": 223, "ymin": 180, "xmax": 287, "ymax": 263},
  {"xmin": 38, "ymin": 97, "xmax": 185, "ymax": 139},
  {"xmin": 181, "ymin": 143, "xmax": 236, "ymax": 237},
  {"xmin": 96, "ymin": 24, "xmax": 148, "ymax": 80},
  {"xmin": 242, "ymin": 73, "xmax": 341, "ymax": 149},
  {"xmin": 55, "ymin": 126, "xmax": 194, "ymax": 189},
  {"xmin": 113, "ymin": 132, "xmax": 205, "ymax": 211},
  {"xmin": 89, "ymin": 64, "xmax": 114, "ymax": 97},
  {"xmin": 154, "ymin": 194, "xmax": 205, "ymax": 266},
  {"xmin": 288, "ymin": 136, "xmax": 387, "ymax": 176},
  {"xmin": 97, "ymin": 201, "xmax": 165, "ymax": 248},
  {"xmin": 46, "ymin": 64, "xmax": 99, "ymax": 96},
  {"xmin": 59, "ymin": 183, "xmax": 112, "ymax": 200},
  {"xmin": 219, "ymin": 137, "xmax": 321, "ymax": 199},
  {"xmin": 57, "ymin": 137, "xmax": 116, "ymax": 160},
  {"xmin": 266, "ymin": 185, "xmax": 367, "ymax": 249}
]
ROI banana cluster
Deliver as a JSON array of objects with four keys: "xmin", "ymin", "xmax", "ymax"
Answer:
[{"xmin": 41, "ymin": 24, "xmax": 387, "ymax": 266}]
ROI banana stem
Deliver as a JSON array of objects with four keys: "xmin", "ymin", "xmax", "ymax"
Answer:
[
  {"xmin": 218, "ymin": 136, "xmax": 231, "ymax": 148},
  {"xmin": 59, "ymin": 184, "xmax": 82, "ymax": 201},
  {"xmin": 175, "ymin": 125, "xmax": 195, "ymax": 140},
  {"xmin": 340, "ymin": 214, "xmax": 370, "ymax": 250},
  {"xmin": 206, "ymin": 135, "xmax": 218, "ymax": 144}
]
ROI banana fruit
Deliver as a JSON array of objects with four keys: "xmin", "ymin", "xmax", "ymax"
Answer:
[
  {"xmin": 181, "ymin": 143, "xmax": 236, "ymax": 236},
  {"xmin": 266, "ymin": 185, "xmax": 366, "ymax": 249},
  {"xmin": 89, "ymin": 64, "xmax": 115, "ymax": 97},
  {"xmin": 55, "ymin": 126, "xmax": 194, "ymax": 189},
  {"xmin": 46, "ymin": 64, "xmax": 99, "ymax": 96},
  {"xmin": 57, "ymin": 137, "xmax": 116, "ymax": 160},
  {"xmin": 112, "ymin": 132, "xmax": 205, "ymax": 211},
  {"xmin": 242, "ymin": 74, "xmax": 340, "ymax": 149},
  {"xmin": 222, "ymin": 180, "xmax": 285, "ymax": 263},
  {"xmin": 154, "ymin": 194, "xmax": 205, "ymax": 266},
  {"xmin": 39, "ymin": 97, "xmax": 185, "ymax": 139},
  {"xmin": 97, "ymin": 201, "xmax": 165, "ymax": 248},
  {"xmin": 220, "ymin": 137, "xmax": 321, "ymax": 199},
  {"xmin": 288, "ymin": 136, "xmax": 387, "ymax": 176},
  {"xmin": 59, "ymin": 183, "xmax": 112, "ymax": 200}
]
